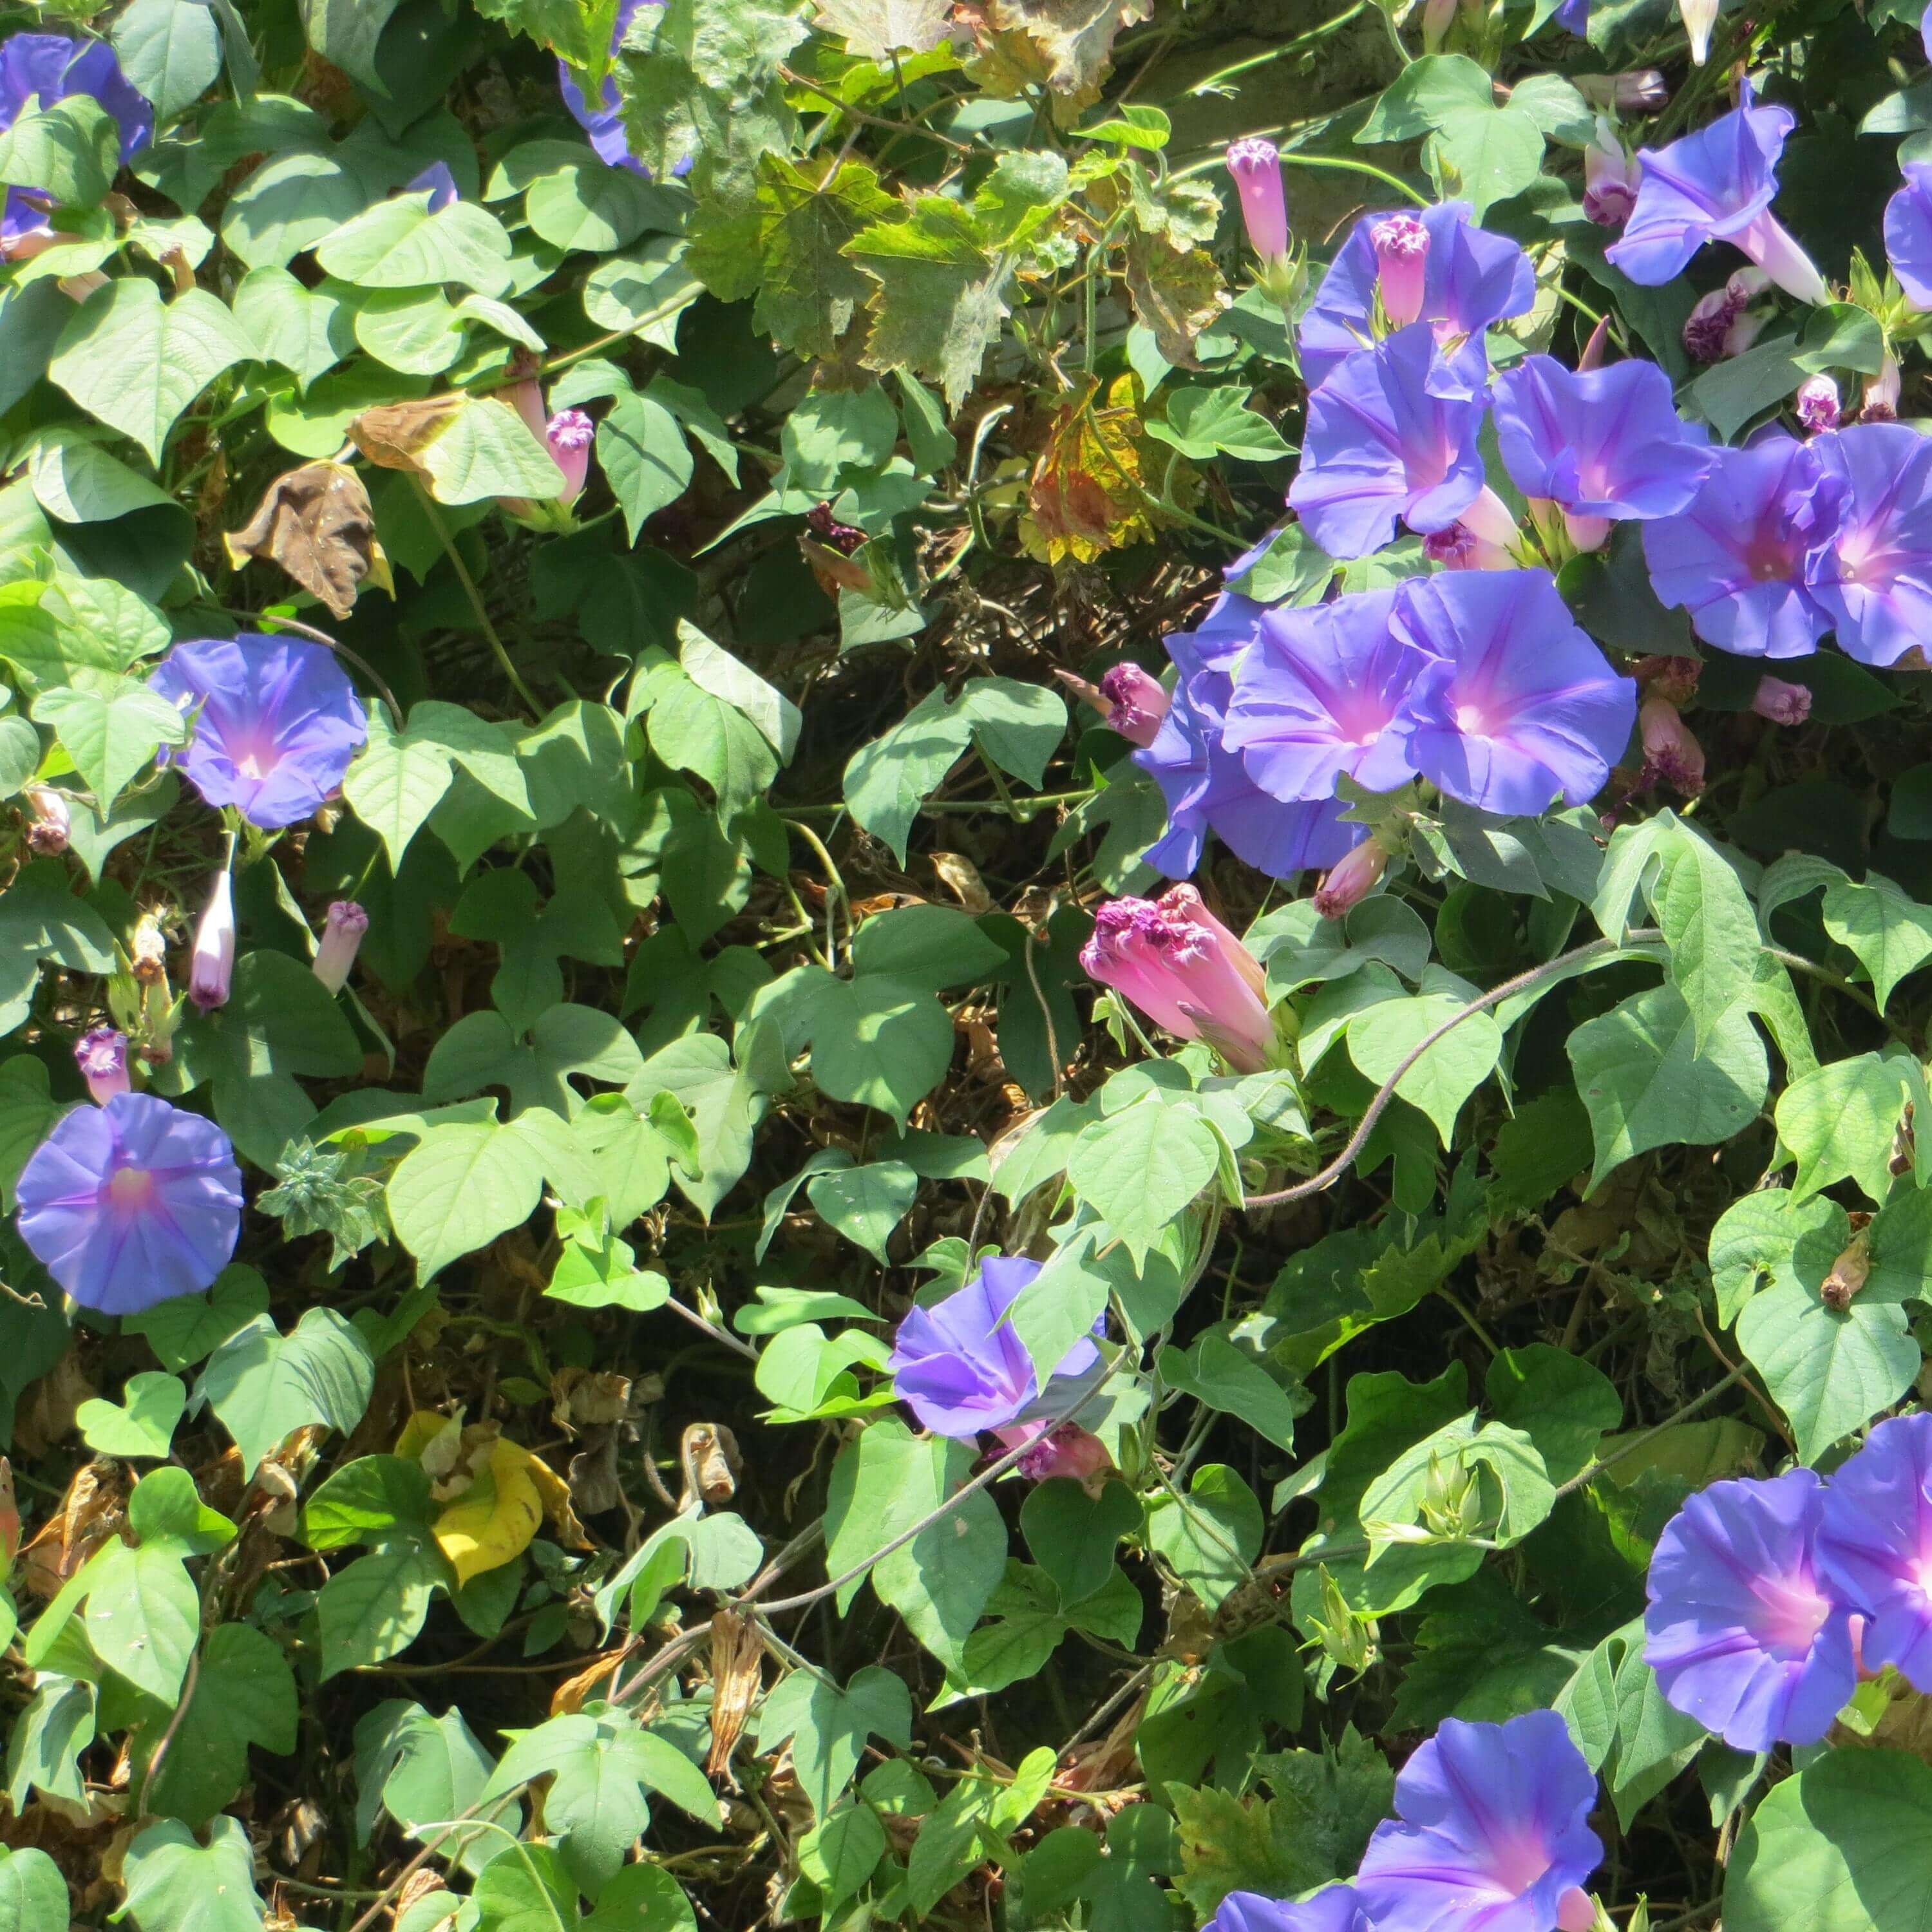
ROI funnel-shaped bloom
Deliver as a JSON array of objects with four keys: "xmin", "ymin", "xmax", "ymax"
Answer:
[
  {"xmin": 1356, "ymin": 1712, "xmax": 1603, "ymax": 1932},
  {"xmin": 148, "ymin": 636, "xmax": 369, "ymax": 829},
  {"xmin": 1390, "ymin": 570, "xmax": 1636, "ymax": 815},
  {"xmin": 0, "ymin": 35, "xmax": 152, "ymax": 240},
  {"xmin": 1492, "ymin": 355, "xmax": 1712, "ymax": 522},
  {"xmin": 1289, "ymin": 325, "xmax": 1487, "ymax": 559},
  {"xmin": 1209, "ymin": 1889, "xmax": 1372, "ymax": 1932},
  {"xmin": 1081, "ymin": 884, "xmax": 1274, "ymax": 1070},
  {"xmin": 1224, "ymin": 587, "xmax": 1427, "ymax": 802},
  {"xmin": 1885, "ymin": 162, "xmax": 1932, "ymax": 310},
  {"xmin": 1299, "ymin": 201, "xmax": 1534, "ymax": 397},
  {"xmin": 886, "ymin": 1256, "xmax": 1101, "ymax": 1438},
  {"xmin": 1226, "ymin": 138, "xmax": 1290, "ymax": 262},
  {"xmin": 1645, "ymin": 1469, "xmax": 1857, "ymax": 1748},
  {"xmin": 1609, "ymin": 86, "xmax": 1828, "ymax": 302},
  {"xmin": 1642, "ymin": 435, "xmax": 1840, "ymax": 658},
  {"xmin": 559, "ymin": 0, "xmax": 669, "ymax": 174},
  {"xmin": 1815, "ymin": 1413, "xmax": 1932, "ymax": 1692},
  {"xmin": 15, "ymin": 1092, "xmax": 242, "ymax": 1315},
  {"xmin": 1139, "ymin": 600, "xmax": 1363, "ymax": 879},
  {"xmin": 1805, "ymin": 421, "xmax": 1932, "ymax": 668}
]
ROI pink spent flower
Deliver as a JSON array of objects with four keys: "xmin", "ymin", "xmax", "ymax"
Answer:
[
  {"xmin": 189, "ymin": 869, "xmax": 236, "ymax": 1012},
  {"xmin": 20, "ymin": 783, "xmax": 69, "ymax": 856},
  {"xmin": 993, "ymin": 1421, "xmax": 1114, "ymax": 1488},
  {"xmin": 1314, "ymin": 840, "xmax": 1388, "ymax": 920},
  {"xmin": 73, "ymin": 1028, "xmax": 129, "ymax": 1104},
  {"xmin": 1639, "ymin": 695, "xmax": 1707, "ymax": 795},
  {"xmin": 1751, "ymin": 674, "xmax": 1812, "ymax": 725},
  {"xmin": 1098, "ymin": 663, "xmax": 1171, "ymax": 747},
  {"xmin": 313, "ymin": 900, "xmax": 369, "ymax": 995},
  {"xmin": 1795, "ymin": 374, "xmax": 1841, "ymax": 434},
  {"xmin": 546, "ymin": 408, "xmax": 594, "ymax": 505}
]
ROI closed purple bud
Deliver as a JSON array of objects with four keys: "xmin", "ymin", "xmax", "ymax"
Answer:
[
  {"xmin": 1225, "ymin": 138, "xmax": 1289, "ymax": 261},
  {"xmin": 1639, "ymin": 695, "xmax": 1706, "ymax": 795},
  {"xmin": 546, "ymin": 408, "xmax": 594, "ymax": 506},
  {"xmin": 314, "ymin": 900, "xmax": 369, "ymax": 995},
  {"xmin": 1098, "ymin": 663, "xmax": 1170, "ymax": 746},
  {"xmin": 21, "ymin": 782, "xmax": 69, "ymax": 856},
  {"xmin": 1751, "ymin": 674, "xmax": 1812, "ymax": 724},
  {"xmin": 1314, "ymin": 840, "xmax": 1388, "ymax": 920},
  {"xmin": 73, "ymin": 1027, "xmax": 129, "ymax": 1105},
  {"xmin": 1372, "ymin": 214, "xmax": 1430, "ymax": 327},
  {"xmin": 1795, "ymin": 374, "xmax": 1841, "ymax": 433},
  {"xmin": 189, "ymin": 870, "xmax": 235, "ymax": 1012}
]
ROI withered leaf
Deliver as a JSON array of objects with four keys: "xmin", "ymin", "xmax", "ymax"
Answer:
[
  {"xmin": 347, "ymin": 393, "xmax": 466, "ymax": 478},
  {"xmin": 223, "ymin": 461, "xmax": 393, "ymax": 620},
  {"xmin": 813, "ymin": 0, "xmax": 954, "ymax": 61},
  {"xmin": 1122, "ymin": 236, "xmax": 1231, "ymax": 370},
  {"xmin": 706, "ymin": 1608, "xmax": 764, "ymax": 1776},
  {"xmin": 981, "ymin": 0, "xmax": 1151, "ymax": 100}
]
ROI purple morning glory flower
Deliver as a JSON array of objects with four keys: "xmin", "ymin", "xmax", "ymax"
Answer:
[
  {"xmin": 147, "ymin": 636, "xmax": 369, "ymax": 830},
  {"xmin": 1805, "ymin": 422, "xmax": 1932, "ymax": 668},
  {"xmin": 1222, "ymin": 587, "xmax": 1427, "ymax": 804},
  {"xmin": 1390, "ymin": 570, "xmax": 1636, "ymax": 817},
  {"xmin": 1209, "ymin": 1889, "xmax": 1372, "ymax": 1932},
  {"xmin": 1885, "ymin": 160, "xmax": 1932, "ymax": 310},
  {"xmin": 1289, "ymin": 324, "xmax": 1488, "ymax": 560},
  {"xmin": 404, "ymin": 161, "xmax": 459, "ymax": 212},
  {"xmin": 558, "ymin": 0, "xmax": 687, "ymax": 176},
  {"xmin": 1490, "ymin": 355, "xmax": 1712, "ymax": 523},
  {"xmin": 1139, "ymin": 598, "xmax": 1363, "ymax": 879},
  {"xmin": 1555, "ymin": 0, "xmax": 1589, "ymax": 32},
  {"xmin": 1640, "ymin": 434, "xmax": 1841, "ymax": 659},
  {"xmin": 1607, "ymin": 84, "xmax": 1829, "ymax": 303},
  {"xmin": 1645, "ymin": 1470, "xmax": 1858, "ymax": 1750},
  {"xmin": 1355, "ymin": 1712, "xmax": 1602, "ymax": 1932},
  {"xmin": 1298, "ymin": 200, "xmax": 1534, "ymax": 399},
  {"xmin": 0, "ymin": 33, "xmax": 153, "ymax": 240},
  {"xmin": 14, "ymin": 1092, "xmax": 242, "ymax": 1316},
  {"xmin": 1815, "ymin": 1412, "xmax": 1932, "ymax": 1692},
  {"xmin": 886, "ymin": 1256, "xmax": 1102, "ymax": 1438}
]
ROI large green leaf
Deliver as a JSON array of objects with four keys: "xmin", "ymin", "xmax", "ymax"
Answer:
[
  {"xmin": 195, "ymin": 1307, "xmax": 376, "ymax": 1473},
  {"xmin": 119, "ymin": 1817, "xmax": 267, "ymax": 1932}
]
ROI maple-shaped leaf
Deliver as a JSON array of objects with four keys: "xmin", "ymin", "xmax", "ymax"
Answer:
[
  {"xmin": 813, "ymin": 0, "xmax": 954, "ymax": 61},
  {"xmin": 981, "ymin": 0, "xmax": 1152, "ymax": 100},
  {"xmin": 1022, "ymin": 374, "xmax": 1158, "ymax": 565},
  {"xmin": 1123, "ymin": 236, "xmax": 1231, "ymax": 369},
  {"xmin": 848, "ymin": 193, "xmax": 1012, "ymax": 408}
]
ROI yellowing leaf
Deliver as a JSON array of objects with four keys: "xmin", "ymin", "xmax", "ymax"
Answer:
[
  {"xmin": 433, "ymin": 1437, "xmax": 545, "ymax": 1587},
  {"xmin": 1022, "ymin": 374, "xmax": 1159, "ymax": 564}
]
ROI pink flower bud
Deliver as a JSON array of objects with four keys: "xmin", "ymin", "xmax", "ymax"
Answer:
[
  {"xmin": 1864, "ymin": 355, "xmax": 1902, "ymax": 423},
  {"xmin": 1795, "ymin": 374, "xmax": 1841, "ymax": 434},
  {"xmin": 1751, "ymin": 674, "xmax": 1812, "ymax": 725},
  {"xmin": 1371, "ymin": 214, "xmax": 1430, "ymax": 328},
  {"xmin": 1578, "ymin": 315, "xmax": 1613, "ymax": 372},
  {"xmin": 21, "ymin": 784, "xmax": 70, "ymax": 857},
  {"xmin": 1557, "ymin": 1890, "xmax": 1596, "ymax": 1932},
  {"xmin": 546, "ymin": 409, "xmax": 594, "ymax": 506},
  {"xmin": 993, "ymin": 1421, "xmax": 1114, "ymax": 1488},
  {"xmin": 1314, "ymin": 840, "xmax": 1388, "ymax": 920},
  {"xmin": 1639, "ymin": 696, "xmax": 1706, "ymax": 796},
  {"xmin": 1421, "ymin": 0, "xmax": 1457, "ymax": 50},
  {"xmin": 189, "ymin": 869, "xmax": 236, "ymax": 1012},
  {"xmin": 1098, "ymin": 663, "xmax": 1171, "ymax": 747},
  {"xmin": 1225, "ymin": 138, "xmax": 1289, "ymax": 263},
  {"xmin": 1584, "ymin": 131, "xmax": 1640, "ymax": 229},
  {"xmin": 1425, "ymin": 485, "xmax": 1520, "ymax": 571},
  {"xmin": 73, "ymin": 1027, "xmax": 129, "ymax": 1104},
  {"xmin": 314, "ymin": 900, "xmax": 369, "ymax": 995},
  {"xmin": 501, "ymin": 375, "xmax": 549, "ymax": 446},
  {"xmin": 1080, "ymin": 886, "xmax": 1273, "ymax": 1071}
]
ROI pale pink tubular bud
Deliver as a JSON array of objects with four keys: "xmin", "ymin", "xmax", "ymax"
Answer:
[
  {"xmin": 1158, "ymin": 883, "xmax": 1267, "ymax": 999},
  {"xmin": 1421, "ymin": 0, "xmax": 1457, "ymax": 51},
  {"xmin": 1795, "ymin": 374, "xmax": 1840, "ymax": 434},
  {"xmin": 1565, "ymin": 510, "xmax": 1613, "ymax": 554},
  {"xmin": 1752, "ymin": 674, "xmax": 1812, "ymax": 725},
  {"xmin": 1314, "ymin": 840, "xmax": 1388, "ymax": 920},
  {"xmin": 1584, "ymin": 124, "xmax": 1640, "ymax": 229},
  {"xmin": 1225, "ymin": 138, "xmax": 1289, "ymax": 263},
  {"xmin": 1098, "ymin": 663, "xmax": 1171, "ymax": 747},
  {"xmin": 1575, "ymin": 71, "xmax": 1668, "ymax": 111},
  {"xmin": 73, "ymin": 1027, "xmax": 129, "ymax": 1104},
  {"xmin": 546, "ymin": 409, "xmax": 594, "ymax": 506},
  {"xmin": 1734, "ymin": 213, "xmax": 1830, "ymax": 306},
  {"xmin": 1639, "ymin": 696, "xmax": 1706, "ymax": 795},
  {"xmin": 1864, "ymin": 355, "xmax": 1902, "ymax": 423},
  {"xmin": 21, "ymin": 783, "xmax": 69, "ymax": 856},
  {"xmin": 1723, "ymin": 304, "xmax": 1768, "ymax": 357},
  {"xmin": 501, "ymin": 375, "xmax": 549, "ymax": 446},
  {"xmin": 1081, "ymin": 902, "xmax": 1198, "ymax": 1040},
  {"xmin": 1371, "ymin": 214, "xmax": 1430, "ymax": 328},
  {"xmin": 1557, "ymin": 1890, "xmax": 1596, "ymax": 1932},
  {"xmin": 1578, "ymin": 314, "xmax": 1612, "ymax": 372},
  {"xmin": 1681, "ymin": 0, "xmax": 1719, "ymax": 62},
  {"xmin": 313, "ymin": 900, "xmax": 369, "ymax": 995},
  {"xmin": 189, "ymin": 869, "xmax": 236, "ymax": 1012},
  {"xmin": 1425, "ymin": 486, "xmax": 1520, "ymax": 571},
  {"xmin": 992, "ymin": 1421, "xmax": 1113, "ymax": 1487}
]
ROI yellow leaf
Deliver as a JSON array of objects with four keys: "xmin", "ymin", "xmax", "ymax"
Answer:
[{"xmin": 433, "ymin": 1437, "xmax": 544, "ymax": 1587}]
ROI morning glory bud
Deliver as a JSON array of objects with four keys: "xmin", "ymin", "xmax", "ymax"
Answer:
[
  {"xmin": 189, "ymin": 869, "xmax": 236, "ymax": 1012},
  {"xmin": 313, "ymin": 900, "xmax": 369, "ymax": 995},
  {"xmin": 1224, "ymin": 138, "xmax": 1289, "ymax": 263},
  {"xmin": 1372, "ymin": 214, "xmax": 1430, "ymax": 327}
]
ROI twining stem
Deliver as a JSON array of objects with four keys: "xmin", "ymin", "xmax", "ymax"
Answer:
[{"xmin": 410, "ymin": 480, "xmax": 544, "ymax": 722}]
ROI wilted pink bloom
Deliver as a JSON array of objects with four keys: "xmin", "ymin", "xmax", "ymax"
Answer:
[
  {"xmin": 1639, "ymin": 696, "xmax": 1706, "ymax": 795},
  {"xmin": 313, "ymin": 900, "xmax": 369, "ymax": 995},
  {"xmin": 1752, "ymin": 675, "xmax": 1812, "ymax": 725},
  {"xmin": 1575, "ymin": 71, "xmax": 1669, "ymax": 111},
  {"xmin": 993, "ymin": 1421, "xmax": 1114, "ymax": 1488},
  {"xmin": 1795, "ymin": 374, "xmax": 1841, "ymax": 434},
  {"xmin": 547, "ymin": 409, "xmax": 594, "ymax": 505},
  {"xmin": 1226, "ymin": 138, "xmax": 1289, "ymax": 262},
  {"xmin": 1315, "ymin": 840, "xmax": 1389, "ymax": 919},
  {"xmin": 1584, "ymin": 124, "xmax": 1641, "ymax": 229},
  {"xmin": 1081, "ymin": 885, "xmax": 1273, "ymax": 1071},
  {"xmin": 73, "ymin": 1028, "xmax": 129, "ymax": 1105},
  {"xmin": 1683, "ymin": 269, "xmax": 1772, "ymax": 363},
  {"xmin": 1423, "ymin": 484, "xmax": 1520, "ymax": 571},
  {"xmin": 20, "ymin": 783, "xmax": 69, "ymax": 856},
  {"xmin": 1098, "ymin": 663, "xmax": 1170, "ymax": 746},
  {"xmin": 1863, "ymin": 355, "xmax": 1902, "ymax": 423},
  {"xmin": 1371, "ymin": 215, "xmax": 1430, "ymax": 327},
  {"xmin": 189, "ymin": 869, "xmax": 235, "ymax": 1012}
]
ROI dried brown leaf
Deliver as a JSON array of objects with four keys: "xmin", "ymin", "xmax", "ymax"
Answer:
[
  {"xmin": 223, "ymin": 461, "xmax": 393, "ymax": 620},
  {"xmin": 981, "ymin": 0, "xmax": 1151, "ymax": 99},
  {"xmin": 706, "ymin": 1609, "xmax": 764, "ymax": 1776}
]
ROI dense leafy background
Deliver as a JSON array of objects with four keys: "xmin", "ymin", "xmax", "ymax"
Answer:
[{"xmin": 3, "ymin": 0, "xmax": 1932, "ymax": 1927}]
